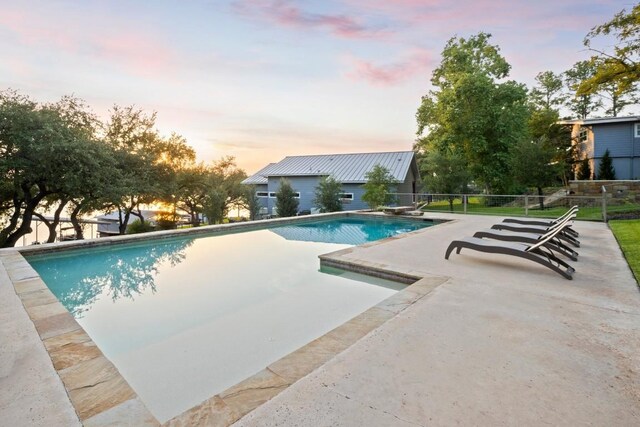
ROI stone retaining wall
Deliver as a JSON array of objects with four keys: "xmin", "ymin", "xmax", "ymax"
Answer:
[{"xmin": 569, "ymin": 180, "xmax": 640, "ymax": 203}]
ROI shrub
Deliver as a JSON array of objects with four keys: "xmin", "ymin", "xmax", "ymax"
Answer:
[
  {"xmin": 275, "ymin": 178, "xmax": 299, "ymax": 217},
  {"xmin": 127, "ymin": 219, "xmax": 155, "ymax": 234},
  {"xmin": 313, "ymin": 175, "xmax": 342, "ymax": 213},
  {"xmin": 362, "ymin": 165, "xmax": 396, "ymax": 210},
  {"xmin": 597, "ymin": 149, "xmax": 616, "ymax": 180}
]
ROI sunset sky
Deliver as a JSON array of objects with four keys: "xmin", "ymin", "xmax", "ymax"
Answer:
[{"xmin": 1, "ymin": 0, "xmax": 630, "ymax": 173}]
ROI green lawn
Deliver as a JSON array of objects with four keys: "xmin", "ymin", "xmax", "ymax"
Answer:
[
  {"xmin": 421, "ymin": 196, "xmax": 639, "ymax": 221},
  {"xmin": 609, "ymin": 220, "xmax": 640, "ymax": 285}
]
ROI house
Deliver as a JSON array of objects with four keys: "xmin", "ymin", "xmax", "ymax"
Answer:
[
  {"xmin": 559, "ymin": 116, "xmax": 640, "ymax": 179},
  {"xmin": 242, "ymin": 151, "xmax": 420, "ymax": 216}
]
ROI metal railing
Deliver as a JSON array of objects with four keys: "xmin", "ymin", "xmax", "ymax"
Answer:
[{"xmin": 387, "ymin": 190, "xmax": 633, "ymax": 222}]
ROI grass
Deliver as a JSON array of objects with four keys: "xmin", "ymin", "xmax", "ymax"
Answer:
[
  {"xmin": 421, "ymin": 196, "xmax": 640, "ymax": 221},
  {"xmin": 609, "ymin": 219, "xmax": 640, "ymax": 285}
]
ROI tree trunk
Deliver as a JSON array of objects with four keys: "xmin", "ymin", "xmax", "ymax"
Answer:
[
  {"xmin": 3, "ymin": 185, "xmax": 49, "ymax": 247},
  {"xmin": 118, "ymin": 207, "xmax": 131, "ymax": 235},
  {"xmin": 0, "ymin": 196, "xmax": 24, "ymax": 248},
  {"xmin": 34, "ymin": 200, "xmax": 69, "ymax": 243},
  {"xmin": 537, "ymin": 186, "xmax": 545, "ymax": 210},
  {"xmin": 70, "ymin": 203, "xmax": 84, "ymax": 240},
  {"xmin": 448, "ymin": 196, "xmax": 454, "ymax": 212}
]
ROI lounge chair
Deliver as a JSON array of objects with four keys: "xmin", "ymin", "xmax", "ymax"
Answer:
[
  {"xmin": 472, "ymin": 228, "xmax": 578, "ymax": 261},
  {"xmin": 502, "ymin": 206, "xmax": 579, "ymax": 238},
  {"xmin": 491, "ymin": 215, "xmax": 580, "ymax": 248},
  {"xmin": 445, "ymin": 225, "xmax": 575, "ymax": 280}
]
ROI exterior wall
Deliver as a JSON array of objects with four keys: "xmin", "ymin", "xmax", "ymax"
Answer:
[
  {"xmin": 254, "ymin": 177, "xmax": 407, "ymax": 215},
  {"xmin": 590, "ymin": 121, "xmax": 640, "ymax": 179},
  {"xmin": 396, "ymin": 167, "xmax": 418, "ymax": 206}
]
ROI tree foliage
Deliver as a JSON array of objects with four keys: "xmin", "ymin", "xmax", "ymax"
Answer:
[
  {"xmin": 203, "ymin": 157, "xmax": 247, "ymax": 224},
  {"xmin": 275, "ymin": 178, "xmax": 299, "ymax": 217},
  {"xmin": 510, "ymin": 138, "xmax": 562, "ymax": 209},
  {"xmin": 313, "ymin": 175, "xmax": 343, "ymax": 213},
  {"xmin": 0, "ymin": 89, "xmax": 248, "ymax": 247},
  {"xmin": 416, "ymin": 33, "xmax": 529, "ymax": 194},
  {"xmin": 565, "ymin": 60, "xmax": 603, "ymax": 119},
  {"xmin": 419, "ymin": 149, "xmax": 470, "ymax": 211},
  {"xmin": 576, "ymin": 158, "xmax": 592, "ymax": 180},
  {"xmin": 361, "ymin": 165, "xmax": 396, "ymax": 210},
  {"xmin": 579, "ymin": 4, "xmax": 640, "ymax": 97},
  {"xmin": 597, "ymin": 149, "xmax": 616, "ymax": 180},
  {"xmin": 530, "ymin": 71, "xmax": 566, "ymax": 110},
  {"xmin": 0, "ymin": 91, "xmax": 115, "ymax": 247}
]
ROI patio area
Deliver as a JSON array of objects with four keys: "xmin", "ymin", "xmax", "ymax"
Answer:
[
  {"xmin": 1, "ymin": 212, "xmax": 639, "ymax": 426},
  {"xmin": 237, "ymin": 213, "xmax": 640, "ymax": 426}
]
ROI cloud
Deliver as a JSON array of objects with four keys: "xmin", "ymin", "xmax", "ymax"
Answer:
[
  {"xmin": 231, "ymin": 0, "xmax": 391, "ymax": 39},
  {"xmin": 346, "ymin": 49, "xmax": 431, "ymax": 86},
  {"xmin": 0, "ymin": 5, "xmax": 175, "ymax": 78}
]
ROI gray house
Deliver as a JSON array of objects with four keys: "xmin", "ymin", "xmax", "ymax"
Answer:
[
  {"xmin": 560, "ymin": 116, "xmax": 640, "ymax": 179},
  {"xmin": 242, "ymin": 151, "xmax": 420, "ymax": 216}
]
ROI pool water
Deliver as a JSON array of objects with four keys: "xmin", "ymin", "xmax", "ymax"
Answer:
[{"xmin": 27, "ymin": 216, "xmax": 431, "ymax": 422}]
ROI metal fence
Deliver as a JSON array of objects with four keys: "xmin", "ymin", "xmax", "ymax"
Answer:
[{"xmin": 389, "ymin": 190, "xmax": 639, "ymax": 222}]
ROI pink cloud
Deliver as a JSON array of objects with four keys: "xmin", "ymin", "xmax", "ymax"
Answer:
[
  {"xmin": 0, "ymin": 6, "xmax": 174, "ymax": 78},
  {"xmin": 232, "ymin": 0, "xmax": 391, "ymax": 39},
  {"xmin": 346, "ymin": 49, "xmax": 432, "ymax": 86}
]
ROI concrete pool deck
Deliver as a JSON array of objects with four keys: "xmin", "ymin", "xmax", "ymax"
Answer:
[
  {"xmin": 1, "ymin": 212, "xmax": 639, "ymax": 425},
  {"xmin": 236, "ymin": 213, "xmax": 640, "ymax": 426}
]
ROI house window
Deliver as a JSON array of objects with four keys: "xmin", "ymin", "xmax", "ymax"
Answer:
[
  {"xmin": 579, "ymin": 127, "xmax": 588, "ymax": 143},
  {"xmin": 339, "ymin": 193, "xmax": 354, "ymax": 201},
  {"xmin": 256, "ymin": 191, "xmax": 269, "ymax": 198},
  {"xmin": 268, "ymin": 191, "xmax": 300, "ymax": 198},
  {"xmin": 635, "ymin": 123, "xmax": 640, "ymax": 138}
]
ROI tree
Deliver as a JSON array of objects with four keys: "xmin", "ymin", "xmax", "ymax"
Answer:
[
  {"xmin": 579, "ymin": 4, "xmax": 640, "ymax": 97},
  {"xmin": 313, "ymin": 175, "xmax": 342, "ymax": 213},
  {"xmin": 419, "ymin": 149, "xmax": 469, "ymax": 211},
  {"xmin": 275, "ymin": 179, "xmax": 299, "ymax": 217},
  {"xmin": 174, "ymin": 163, "xmax": 209, "ymax": 226},
  {"xmin": 576, "ymin": 158, "xmax": 592, "ymax": 180},
  {"xmin": 510, "ymin": 138, "xmax": 562, "ymax": 210},
  {"xmin": 0, "ymin": 91, "xmax": 110, "ymax": 247},
  {"xmin": 241, "ymin": 185, "xmax": 262, "ymax": 220},
  {"xmin": 527, "ymin": 107, "xmax": 573, "ymax": 185},
  {"xmin": 416, "ymin": 33, "xmax": 529, "ymax": 194},
  {"xmin": 362, "ymin": 165, "xmax": 396, "ymax": 210},
  {"xmin": 565, "ymin": 61, "xmax": 603, "ymax": 119},
  {"xmin": 104, "ymin": 106, "xmax": 195, "ymax": 234},
  {"xmin": 203, "ymin": 157, "xmax": 247, "ymax": 224},
  {"xmin": 530, "ymin": 71, "xmax": 566, "ymax": 110},
  {"xmin": 598, "ymin": 80, "xmax": 637, "ymax": 117},
  {"xmin": 597, "ymin": 149, "xmax": 616, "ymax": 180}
]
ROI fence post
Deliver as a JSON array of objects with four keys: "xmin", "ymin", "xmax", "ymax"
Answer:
[
  {"xmin": 601, "ymin": 186, "xmax": 607, "ymax": 222},
  {"xmin": 524, "ymin": 195, "xmax": 528, "ymax": 217},
  {"xmin": 463, "ymin": 194, "xmax": 467, "ymax": 214}
]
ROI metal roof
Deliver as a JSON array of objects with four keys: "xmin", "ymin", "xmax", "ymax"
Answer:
[
  {"xmin": 242, "ymin": 151, "xmax": 416, "ymax": 184},
  {"xmin": 558, "ymin": 115, "xmax": 640, "ymax": 126}
]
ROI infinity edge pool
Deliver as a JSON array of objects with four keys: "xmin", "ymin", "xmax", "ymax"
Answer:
[{"xmin": 2, "ymin": 212, "xmax": 447, "ymax": 425}]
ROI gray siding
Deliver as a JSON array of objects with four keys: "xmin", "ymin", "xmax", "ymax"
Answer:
[
  {"xmin": 257, "ymin": 177, "xmax": 405, "ymax": 215},
  {"xmin": 592, "ymin": 121, "xmax": 640, "ymax": 179},
  {"xmin": 593, "ymin": 123, "xmax": 634, "ymax": 157}
]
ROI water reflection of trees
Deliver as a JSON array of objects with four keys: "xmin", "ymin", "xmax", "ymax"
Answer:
[{"xmin": 36, "ymin": 238, "xmax": 193, "ymax": 317}]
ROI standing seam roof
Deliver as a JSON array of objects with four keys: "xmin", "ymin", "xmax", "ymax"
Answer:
[{"xmin": 242, "ymin": 151, "xmax": 415, "ymax": 184}]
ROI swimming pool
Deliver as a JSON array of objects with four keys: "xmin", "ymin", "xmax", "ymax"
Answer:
[{"xmin": 27, "ymin": 216, "xmax": 432, "ymax": 422}]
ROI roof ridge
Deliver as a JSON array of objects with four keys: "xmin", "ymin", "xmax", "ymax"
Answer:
[{"xmin": 281, "ymin": 150, "xmax": 413, "ymax": 159}]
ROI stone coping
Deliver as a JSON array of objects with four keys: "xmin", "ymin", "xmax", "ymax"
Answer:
[{"xmin": 2, "ymin": 212, "xmax": 447, "ymax": 425}]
